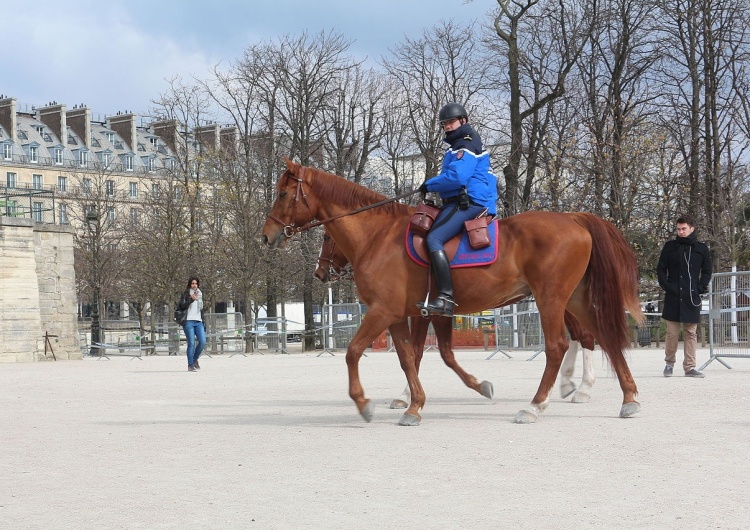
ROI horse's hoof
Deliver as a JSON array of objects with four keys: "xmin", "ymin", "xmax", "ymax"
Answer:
[
  {"xmin": 619, "ymin": 401, "xmax": 641, "ymax": 418},
  {"xmin": 479, "ymin": 381, "xmax": 494, "ymax": 399},
  {"xmin": 514, "ymin": 408, "xmax": 538, "ymax": 424},
  {"xmin": 571, "ymin": 391, "xmax": 591, "ymax": 403},
  {"xmin": 398, "ymin": 413, "xmax": 421, "ymax": 426},
  {"xmin": 389, "ymin": 399, "xmax": 408, "ymax": 409},
  {"xmin": 360, "ymin": 400, "xmax": 374, "ymax": 422},
  {"xmin": 560, "ymin": 382, "xmax": 576, "ymax": 399}
]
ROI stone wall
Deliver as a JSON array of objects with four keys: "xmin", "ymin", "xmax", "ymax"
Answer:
[{"xmin": 0, "ymin": 217, "xmax": 81, "ymax": 362}]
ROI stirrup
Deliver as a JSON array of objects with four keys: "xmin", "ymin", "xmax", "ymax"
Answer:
[{"xmin": 420, "ymin": 295, "xmax": 455, "ymax": 317}]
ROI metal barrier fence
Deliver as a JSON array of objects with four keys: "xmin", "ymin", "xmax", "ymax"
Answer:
[
  {"xmin": 319, "ymin": 303, "xmax": 364, "ymax": 356},
  {"xmin": 204, "ymin": 312, "xmax": 247, "ymax": 355},
  {"xmin": 701, "ymin": 270, "xmax": 750, "ymax": 370}
]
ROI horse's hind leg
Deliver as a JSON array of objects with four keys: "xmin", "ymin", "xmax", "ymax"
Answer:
[
  {"xmin": 559, "ymin": 341, "xmax": 579, "ymax": 399},
  {"xmin": 432, "ymin": 316, "xmax": 493, "ymax": 399},
  {"xmin": 572, "ymin": 343, "xmax": 596, "ymax": 403},
  {"xmin": 516, "ymin": 310, "xmax": 569, "ymax": 424}
]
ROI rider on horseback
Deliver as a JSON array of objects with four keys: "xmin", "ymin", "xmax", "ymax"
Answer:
[{"xmin": 418, "ymin": 102, "xmax": 498, "ymax": 317}]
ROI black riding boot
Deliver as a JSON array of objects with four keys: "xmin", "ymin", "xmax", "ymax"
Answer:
[{"xmin": 423, "ymin": 250, "xmax": 455, "ymax": 317}]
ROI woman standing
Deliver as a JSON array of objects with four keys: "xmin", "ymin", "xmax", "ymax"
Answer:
[{"xmin": 178, "ymin": 276, "xmax": 206, "ymax": 372}]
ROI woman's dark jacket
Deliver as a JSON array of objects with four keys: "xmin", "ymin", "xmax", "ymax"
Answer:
[
  {"xmin": 656, "ymin": 233, "xmax": 712, "ymax": 323},
  {"xmin": 177, "ymin": 290, "xmax": 205, "ymax": 321}
]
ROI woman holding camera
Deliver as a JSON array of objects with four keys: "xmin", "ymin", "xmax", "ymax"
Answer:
[{"xmin": 177, "ymin": 276, "xmax": 206, "ymax": 372}]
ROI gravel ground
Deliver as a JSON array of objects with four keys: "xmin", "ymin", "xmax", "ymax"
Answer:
[{"xmin": 1, "ymin": 347, "xmax": 748, "ymax": 529}]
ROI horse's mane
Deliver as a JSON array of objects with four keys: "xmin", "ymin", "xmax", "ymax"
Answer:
[{"xmin": 306, "ymin": 166, "xmax": 412, "ymax": 216}]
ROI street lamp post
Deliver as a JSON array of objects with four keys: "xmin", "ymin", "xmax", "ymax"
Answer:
[{"xmin": 86, "ymin": 210, "xmax": 101, "ymax": 356}]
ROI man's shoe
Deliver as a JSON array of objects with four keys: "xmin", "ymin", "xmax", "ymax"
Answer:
[
  {"xmin": 663, "ymin": 364, "xmax": 673, "ymax": 377},
  {"xmin": 188, "ymin": 365, "xmax": 196, "ymax": 372},
  {"xmin": 685, "ymin": 369, "xmax": 705, "ymax": 378},
  {"xmin": 193, "ymin": 360, "xmax": 200, "ymax": 370}
]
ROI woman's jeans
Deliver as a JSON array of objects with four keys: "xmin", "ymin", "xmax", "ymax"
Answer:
[{"xmin": 183, "ymin": 320, "xmax": 206, "ymax": 366}]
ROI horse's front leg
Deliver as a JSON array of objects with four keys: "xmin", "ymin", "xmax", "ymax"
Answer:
[
  {"xmin": 389, "ymin": 319, "xmax": 425, "ymax": 426},
  {"xmin": 559, "ymin": 340, "xmax": 579, "ymax": 399},
  {"xmin": 390, "ymin": 317, "xmax": 428, "ymax": 409},
  {"xmin": 345, "ymin": 312, "xmax": 393, "ymax": 422}
]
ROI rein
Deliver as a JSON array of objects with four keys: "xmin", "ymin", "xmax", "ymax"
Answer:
[{"xmin": 270, "ymin": 171, "xmax": 420, "ymax": 238}]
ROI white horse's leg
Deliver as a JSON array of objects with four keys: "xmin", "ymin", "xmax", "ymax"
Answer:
[
  {"xmin": 559, "ymin": 341, "xmax": 579, "ymax": 399},
  {"xmin": 389, "ymin": 384, "xmax": 410, "ymax": 409},
  {"xmin": 572, "ymin": 346, "xmax": 596, "ymax": 403}
]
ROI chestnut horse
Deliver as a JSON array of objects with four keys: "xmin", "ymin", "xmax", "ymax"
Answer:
[
  {"xmin": 315, "ymin": 232, "xmax": 597, "ymax": 405},
  {"xmin": 315, "ymin": 232, "xmax": 494, "ymax": 407},
  {"xmin": 262, "ymin": 160, "xmax": 642, "ymax": 425}
]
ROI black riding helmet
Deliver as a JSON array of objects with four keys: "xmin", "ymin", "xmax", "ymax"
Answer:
[{"xmin": 438, "ymin": 102, "xmax": 468, "ymax": 124}]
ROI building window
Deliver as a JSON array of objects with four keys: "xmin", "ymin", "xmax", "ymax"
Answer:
[
  {"xmin": 124, "ymin": 155, "xmax": 133, "ymax": 171},
  {"xmin": 129, "ymin": 182, "xmax": 138, "ymax": 199},
  {"xmin": 57, "ymin": 176, "xmax": 67, "ymax": 192},
  {"xmin": 59, "ymin": 203, "xmax": 69, "ymax": 225},
  {"xmin": 32, "ymin": 174, "xmax": 43, "ymax": 189},
  {"xmin": 6, "ymin": 172, "xmax": 17, "ymax": 188},
  {"xmin": 99, "ymin": 152, "xmax": 110, "ymax": 167},
  {"xmin": 105, "ymin": 132, "xmax": 114, "ymax": 143},
  {"xmin": 3, "ymin": 144, "xmax": 11, "ymax": 160},
  {"xmin": 130, "ymin": 207, "xmax": 140, "ymax": 225},
  {"xmin": 3, "ymin": 199, "xmax": 18, "ymax": 216},
  {"xmin": 82, "ymin": 178, "xmax": 91, "ymax": 194},
  {"xmin": 107, "ymin": 206, "xmax": 115, "ymax": 226},
  {"xmin": 54, "ymin": 148, "xmax": 63, "ymax": 165},
  {"xmin": 147, "ymin": 157, "xmax": 155, "ymax": 172},
  {"xmin": 78, "ymin": 150, "xmax": 88, "ymax": 167},
  {"xmin": 33, "ymin": 202, "xmax": 43, "ymax": 223},
  {"xmin": 106, "ymin": 180, "xmax": 115, "ymax": 196},
  {"xmin": 151, "ymin": 183, "xmax": 160, "ymax": 198},
  {"xmin": 29, "ymin": 146, "xmax": 38, "ymax": 163}
]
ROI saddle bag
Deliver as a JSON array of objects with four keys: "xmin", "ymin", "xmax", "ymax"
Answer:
[
  {"xmin": 409, "ymin": 201, "xmax": 441, "ymax": 237},
  {"xmin": 464, "ymin": 215, "xmax": 491, "ymax": 250}
]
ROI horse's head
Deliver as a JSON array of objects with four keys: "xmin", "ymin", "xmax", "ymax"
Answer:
[
  {"xmin": 314, "ymin": 233, "xmax": 351, "ymax": 283},
  {"xmin": 261, "ymin": 159, "xmax": 318, "ymax": 249}
]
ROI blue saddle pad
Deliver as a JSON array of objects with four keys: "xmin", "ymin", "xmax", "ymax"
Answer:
[{"xmin": 406, "ymin": 220, "xmax": 499, "ymax": 268}]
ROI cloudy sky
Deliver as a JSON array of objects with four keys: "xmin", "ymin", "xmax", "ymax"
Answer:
[{"xmin": 3, "ymin": 0, "xmax": 494, "ymax": 119}]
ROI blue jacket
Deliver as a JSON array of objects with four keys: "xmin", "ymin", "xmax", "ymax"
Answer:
[{"xmin": 424, "ymin": 124, "xmax": 498, "ymax": 215}]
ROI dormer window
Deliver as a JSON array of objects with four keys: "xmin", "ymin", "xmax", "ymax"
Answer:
[
  {"xmin": 3, "ymin": 143, "xmax": 12, "ymax": 160},
  {"xmin": 54, "ymin": 148, "xmax": 63, "ymax": 165},
  {"xmin": 68, "ymin": 134, "xmax": 78, "ymax": 145},
  {"xmin": 78, "ymin": 150, "xmax": 88, "ymax": 167},
  {"xmin": 29, "ymin": 145, "xmax": 38, "ymax": 163},
  {"xmin": 105, "ymin": 132, "xmax": 114, "ymax": 143},
  {"xmin": 123, "ymin": 155, "xmax": 133, "ymax": 171}
]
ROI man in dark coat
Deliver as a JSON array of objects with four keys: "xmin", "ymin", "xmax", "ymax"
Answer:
[{"xmin": 656, "ymin": 214, "xmax": 712, "ymax": 377}]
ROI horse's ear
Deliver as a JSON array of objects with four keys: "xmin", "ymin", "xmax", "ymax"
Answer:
[{"xmin": 284, "ymin": 158, "xmax": 297, "ymax": 172}]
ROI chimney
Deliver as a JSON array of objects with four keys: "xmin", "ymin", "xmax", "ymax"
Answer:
[
  {"xmin": 195, "ymin": 123, "xmax": 220, "ymax": 152},
  {"xmin": 66, "ymin": 106, "xmax": 91, "ymax": 150},
  {"xmin": 220, "ymin": 126, "xmax": 238, "ymax": 153},
  {"xmin": 0, "ymin": 96, "xmax": 17, "ymax": 143},
  {"xmin": 108, "ymin": 113, "xmax": 137, "ymax": 152},
  {"xmin": 151, "ymin": 119, "xmax": 180, "ymax": 154},
  {"xmin": 38, "ymin": 103, "xmax": 67, "ymax": 143}
]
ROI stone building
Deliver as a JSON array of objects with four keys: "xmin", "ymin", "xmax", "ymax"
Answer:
[{"xmin": 0, "ymin": 95, "xmax": 237, "ymax": 361}]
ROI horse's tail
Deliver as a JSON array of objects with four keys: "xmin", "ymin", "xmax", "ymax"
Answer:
[{"xmin": 574, "ymin": 213, "xmax": 643, "ymax": 357}]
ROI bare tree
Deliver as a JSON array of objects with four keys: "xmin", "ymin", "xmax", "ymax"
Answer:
[{"xmin": 491, "ymin": 0, "xmax": 593, "ymax": 213}]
